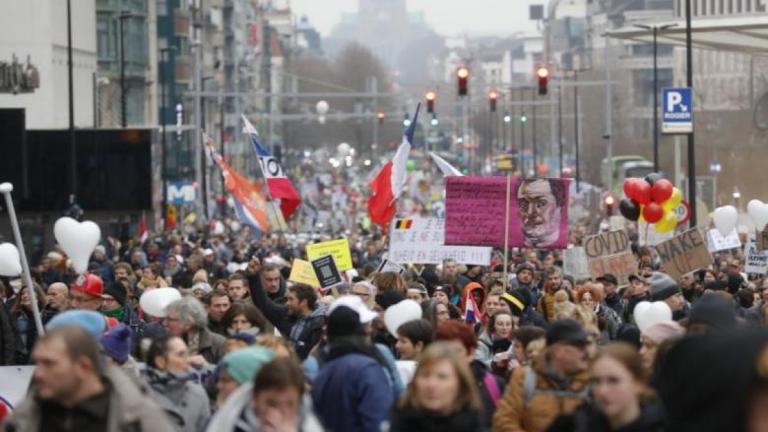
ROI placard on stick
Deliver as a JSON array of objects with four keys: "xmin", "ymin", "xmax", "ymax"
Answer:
[
  {"xmin": 288, "ymin": 259, "xmax": 320, "ymax": 288},
  {"xmin": 311, "ymin": 254, "xmax": 343, "ymax": 289},
  {"xmin": 583, "ymin": 230, "xmax": 637, "ymax": 285},
  {"xmin": 563, "ymin": 247, "xmax": 591, "ymax": 280},
  {"xmin": 744, "ymin": 235, "xmax": 768, "ymax": 275},
  {"xmin": 756, "ymin": 228, "xmax": 768, "ymax": 251},
  {"xmin": 306, "ymin": 238, "xmax": 353, "ymax": 271},
  {"xmin": 655, "ymin": 228, "xmax": 712, "ymax": 280}
]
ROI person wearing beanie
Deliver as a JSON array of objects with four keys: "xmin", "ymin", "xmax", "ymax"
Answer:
[
  {"xmin": 101, "ymin": 281, "xmax": 146, "ymax": 343},
  {"xmin": 46, "ymin": 309, "xmax": 107, "ymax": 338},
  {"xmin": 639, "ymin": 320, "xmax": 684, "ymax": 372},
  {"xmin": 510, "ymin": 288, "xmax": 547, "ymax": 328},
  {"xmin": 312, "ymin": 304, "xmax": 394, "ymax": 432},
  {"xmin": 649, "ymin": 272, "xmax": 688, "ymax": 321},
  {"xmin": 216, "ymin": 346, "xmax": 274, "ymax": 406},
  {"xmin": 510, "ymin": 263, "xmax": 538, "ymax": 299},
  {"xmin": 100, "ymin": 323, "xmax": 141, "ymax": 379},
  {"xmin": 687, "ymin": 293, "xmax": 738, "ymax": 335}
]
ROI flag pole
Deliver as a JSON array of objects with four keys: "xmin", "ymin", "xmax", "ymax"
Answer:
[{"xmin": 502, "ymin": 172, "xmax": 512, "ymax": 293}]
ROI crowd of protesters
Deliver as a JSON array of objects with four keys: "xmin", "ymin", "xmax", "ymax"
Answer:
[{"xmin": 1, "ymin": 208, "xmax": 768, "ymax": 432}]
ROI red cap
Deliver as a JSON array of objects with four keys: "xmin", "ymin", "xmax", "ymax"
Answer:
[{"xmin": 71, "ymin": 273, "xmax": 104, "ymax": 298}]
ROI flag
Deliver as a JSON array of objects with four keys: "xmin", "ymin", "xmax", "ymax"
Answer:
[
  {"xmin": 166, "ymin": 205, "xmax": 177, "ymax": 231},
  {"xmin": 463, "ymin": 290, "xmax": 482, "ymax": 324},
  {"xmin": 242, "ymin": 115, "xmax": 301, "ymax": 220},
  {"xmin": 138, "ymin": 213, "xmax": 148, "ymax": 243},
  {"xmin": 368, "ymin": 104, "xmax": 420, "ymax": 227},
  {"xmin": 429, "ymin": 152, "xmax": 463, "ymax": 176}
]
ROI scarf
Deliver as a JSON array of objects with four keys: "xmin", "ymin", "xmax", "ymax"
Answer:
[{"xmin": 102, "ymin": 306, "xmax": 125, "ymax": 322}]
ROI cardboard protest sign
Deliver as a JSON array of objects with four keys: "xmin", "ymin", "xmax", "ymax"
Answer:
[
  {"xmin": 563, "ymin": 247, "xmax": 591, "ymax": 280},
  {"xmin": 583, "ymin": 230, "xmax": 638, "ymax": 285},
  {"xmin": 389, "ymin": 217, "xmax": 492, "ymax": 265},
  {"xmin": 655, "ymin": 228, "xmax": 712, "ymax": 280},
  {"xmin": 444, "ymin": 176, "xmax": 570, "ymax": 249},
  {"xmin": 706, "ymin": 228, "xmax": 741, "ymax": 252},
  {"xmin": 756, "ymin": 228, "xmax": 768, "ymax": 251},
  {"xmin": 311, "ymin": 255, "xmax": 343, "ymax": 289},
  {"xmin": 376, "ymin": 258, "xmax": 406, "ymax": 275},
  {"xmin": 288, "ymin": 259, "xmax": 320, "ymax": 288},
  {"xmin": 306, "ymin": 238, "xmax": 353, "ymax": 271},
  {"xmin": 744, "ymin": 235, "xmax": 768, "ymax": 275}
]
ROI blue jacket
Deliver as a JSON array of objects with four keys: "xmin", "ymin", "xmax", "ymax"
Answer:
[{"xmin": 312, "ymin": 353, "xmax": 394, "ymax": 432}]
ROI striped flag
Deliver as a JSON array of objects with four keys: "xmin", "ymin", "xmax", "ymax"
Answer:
[{"xmin": 463, "ymin": 290, "xmax": 482, "ymax": 324}]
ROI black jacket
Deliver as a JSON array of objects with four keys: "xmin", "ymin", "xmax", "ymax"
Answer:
[
  {"xmin": 0, "ymin": 305, "xmax": 14, "ymax": 365},
  {"xmin": 547, "ymin": 400, "xmax": 665, "ymax": 432},
  {"xmin": 471, "ymin": 359, "xmax": 505, "ymax": 430},
  {"xmin": 390, "ymin": 403, "xmax": 483, "ymax": 432}
]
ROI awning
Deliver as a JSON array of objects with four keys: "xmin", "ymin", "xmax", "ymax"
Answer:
[{"xmin": 605, "ymin": 16, "xmax": 768, "ymax": 54}]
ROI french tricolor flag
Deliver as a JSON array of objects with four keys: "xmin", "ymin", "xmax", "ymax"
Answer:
[
  {"xmin": 242, "ymin": 115, "xmax": 301, "ymax": 220},
  {"xmin": 368, "ymin": 104, "xmax": 420, "ymax": 227},
  {"xmin": 463, "ymin": 290, "xmax": 482, "ymax": 324}
]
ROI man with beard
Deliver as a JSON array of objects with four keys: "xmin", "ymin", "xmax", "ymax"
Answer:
[{"xmin": 516, "ymin": 179, "xmax": 566, "ymax": 248}]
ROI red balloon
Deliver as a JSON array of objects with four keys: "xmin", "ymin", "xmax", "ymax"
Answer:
[
  {"xmin": 643, "ymin": 202, "xmax": 664, "ymax": 223},
  {"xmin": 623, "ymin": 178, "xmax": 639, "ymax": 198},
  {"xmin": 652, "ymin": 179, "xmax": 673, "ymax": 203},
  {"xmin": 634, "ymin": 181, "xmax": 652, "ymax": 205}
]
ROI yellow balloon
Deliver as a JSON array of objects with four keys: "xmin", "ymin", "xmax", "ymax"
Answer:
[
  {"xmin": 655, "ymin": 211, "xmax": 678, "ymax": 233},
  {"xmin": 667, "ymin": 187, "xmax": 683, "ymax": 208}
]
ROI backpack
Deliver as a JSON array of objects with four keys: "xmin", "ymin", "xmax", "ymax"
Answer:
[
  {"xmin": 522, "ymin": 365, "xmax": 590, "ymax": 408},
  {"xmin": 483, "ymin": 372, "xmax": 501, "ymax": 406}
]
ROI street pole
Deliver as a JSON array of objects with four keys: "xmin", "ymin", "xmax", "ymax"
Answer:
[
  {"xmin": 558, "ymin": 78, "xmax": 563, "ymax": 177},
  {"xmin": 192, "ymin": 0, "xmax": 203, "ymax": 219},
  {"xmin": 371, "ymin": 76, "xmax": 378, "ymax": 161},
  {"xmin": 604, "ymin": 36, "xmax": 614, "ymax": 195},
  {"xmin": 160, "ymin": 47, "xmax": 174, "ymax": 226},
  {"xmin": 685, "ymin": 0, "xmax": 697, "ymax": 227},
  {"xmin": 119, "ymin": 14, "xmax": 127, "ymax": 128},
  {"xmin": 532, "ymin": 88, "xmax": 537, "ymax": 176},
  {"xmin": 652, "ymin": 26, "xmax": 659, "ymax": 172},
  {"xmin": 574, "ymin": 70, "xmax": 581, "ymax": 192},
  {"xmin": 67, "ymin": 0, "xmax": 77, "ymax": 203}
]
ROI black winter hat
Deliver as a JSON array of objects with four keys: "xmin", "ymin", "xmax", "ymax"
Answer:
[
  {"xmin": 546, "ymin": 319, "xmax": 589, "ymax": 346},
  {"xmin": 327, "ymin": 306, "xmax": 365, "ymax": 340},
  {"xmin": 501, "ymin": 291, "xmax": 526, "ymax": 317},
  {"xmin": 688, "ymin": 294, "xmax": 736, "ymax": 331},
  {"xmin": 102, "ymin": 282, "xmax": 127, "ymax": 308},
  {"xmin": 649, "ymin": 272, "xmax": 681, "ymax": 301}
]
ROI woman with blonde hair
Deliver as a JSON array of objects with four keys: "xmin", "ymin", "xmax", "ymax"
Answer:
[
  {"xmin": 370, "ymin": 272, "xmax": 406, "ymax": 296},
  {"xmin": 389, "ymin": 342, "xmax": 483, "ymax": 431}
]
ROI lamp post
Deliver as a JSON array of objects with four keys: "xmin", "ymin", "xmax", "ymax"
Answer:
[
  {"xmin": 634, "ymin": 23, "xmax": 677, "ymax": 172},
  {"xmin": 159, "ymin": 46, "xmax": 176, "ymax": 224},
  {"xmin": 67, "ymin": 0, "xmax": 76, "ymax": 203},
  {"xmin": 685, "ymin": 0, "xmax": 697, "ymax": 228}
]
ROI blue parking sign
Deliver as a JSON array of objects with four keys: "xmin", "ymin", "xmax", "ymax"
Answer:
[{"xmin": 662, "ymin": 87, "xmax": 693, "ymax": 134}]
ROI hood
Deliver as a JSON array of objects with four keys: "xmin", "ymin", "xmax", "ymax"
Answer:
[{"xmin": 460, "ymin": 282, "xmax": 486, "ymax": 313}]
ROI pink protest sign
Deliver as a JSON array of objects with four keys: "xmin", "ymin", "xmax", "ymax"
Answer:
[{"xmin": 444, "ymin": 176, "xmax": 570, "ymax": 249}]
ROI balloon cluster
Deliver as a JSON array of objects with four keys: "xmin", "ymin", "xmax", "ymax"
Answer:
[{"xmin": 620, "ymin": 173, "xmax": 682, "ymax": 233}]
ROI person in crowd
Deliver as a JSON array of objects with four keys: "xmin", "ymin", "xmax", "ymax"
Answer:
[
  {"xmin": 248, "ymin": 276, "xmax": 325, "ymax": 360},
  {"xmin": 511, "ymin": 263, "xmax": 538, "ymax": 298},
  {"xmin": 460, "ymin": 282, "xmax": 486, "ymax": 317},
  {"xmin": 164, "ymin": 296, "xmax": 226, "ymax": 365},
  {"xmin": 350, "ymin": 280, "xmax": 378, "ymax": 308},
  {"xmin": 649, "ymin": 272, "xmax": 688, "ymax": 321},
  {"xmin": 178, "ymin": 256, "xmax": 203, "ymax": 289},
  {"xmin": 222, "ymin": 302, "xmax": 270, "ymax": 337},
  {"xmin": 405, "ymin": 282, "xmax": 429, "ymax": 303},
  {"xmin": 493, "ymin": 319, "xmax": 591, "ymax": 432},
  {"xmin": 90, "ymin": 245, "xmax": 115, "ymax": 282},
  {"xmin": 639, "ymin": 320, "xmax": 684, "ymax": 373},
  {"xmin": 70, "ymin": 273, "xmax": 105, "ymax": 311},
  {"xmin": 114, "ymin": 261, "xmax": 136, "ymax": 286},
  {"xmin": 685, "ymin": 292, "xmax": 737, "ymax": 335},
  {"xmin": 255, "ymin": 334, "xmax": 299, "ymax": 361},
  {"xmin": 596, "ymin": 274, "xmax": 624, "ymax": 316},
  {"xmin": 537, "ymin": 268, "xmax": 567, "ymax": 322},
  {"xmin": 511, "ymin": 326, "xmax": 546, "ymax": 368},
  {"xmin": 226, "ymin": 273, "xmax": 251, "ymax": 303},
  {"xmin": 395, "ymin": 319, "xmax": 434, "ymax": 361},
  {"xmin": 137, "ymin": 262, "xmax": 169, "ymax": 290},
  {"xmin": 100, "ymin": 281, "xmax": 145, "ymax": 342},
  {"xmin": 202, "ymin": 248, "xmax": 226, "ymax": 281},
  {"xmin": 251, "ymin": 264, "xmax": 287, "ymax": 304},
  {"xmin": 214, "ymin": 346, "xmax": 274, "ymax": 408},
  {"xmin": 205, "ymin": 288, "xmax": 232, "ymax": 336},
  {"xmin": 45, "ymin": 282, "xmax": 70, "ymax": 312},
  {"xmin": 100, "ymin": 323, "xmax": 141, "ymax": 378},
  {"xmin": 432, "ymin": 285, "xmax": 452, "ymax": 305},
  {"xmin": 371, "ymin": 272, "xmax": 407, "ymax": 297},
  {"xmin": 0, "ymin": 292, "xmax": 14, "ymax": 365},
  {"xmin": 389, "ymin": 342, "xmax": 484, "ymax": 432},
  {"xmin": 546, "ymin": 342, "xmax": 664, "ymax": 432},
  {"xmin": 434, "ymin": 320, "xmax": 505, "ymax": 429},
  {"xmin": 5, "ymin": 326, "xmax": 172, "ymax": 431},
  {"xmin": 577, "ymin": 284, "xmax": 621, "ymax": 342},
  {"xmin": 312, "ymin": 299, "xmax": 394, "ymax": 432},
  {"xmin": 11, "ymin": 283, "xmax": 54, "ymax": 365},
  {"xmin": 164, "ymin": 254, "xmax": 185, "ymax": 286},
  {"xmin": 145, "ymin": 334, "xmax": 211, "ymax": 431},
  {"xmin": 441, "ymin": 258, "xmax": 459, "ymax": 282},
  {"xmin": 477, "ymin": 310, "xmax": 515, "ymax": 367}
]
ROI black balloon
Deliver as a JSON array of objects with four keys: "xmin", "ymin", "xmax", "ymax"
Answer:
[
  {"xmin": 619, "ymin": 198, "xmax": 641, "ymax": 221},
  {"xmin": 644, "ymin": 172, "xmax": 662, "ymax": 186}
]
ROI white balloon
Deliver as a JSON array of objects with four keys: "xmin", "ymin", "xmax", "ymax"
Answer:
[
  {"xmin": 0, "ymin": 243, "xmax": 21, "ymax": 276},
  {"xmin": 713, "ymin": 205, "xmax": 738, "ymax": 237},
  {"xmin": 213, "ymin": 220, "xmax": 225, "ymax": 235},
  {"xmin": 384, "ymin": 299, "xmax": 423, "ymax": 338},
  {"xmin": 139, "ymin": 288, "xmax": 182, "ymax": 318},
  {"xmin": 53, "ymin": 217, "xmax": 101, "ymax": 274},
  {"xmin": 634, "ymin": 301, "xmax": 672, "ymax": 332},
  {"xmin": 230, "ymin": 221, "xmax": 241, "ymax": 232},
  {"xmin": 747, "ymin": 199, "xmax": 768, "ymax": 231}
]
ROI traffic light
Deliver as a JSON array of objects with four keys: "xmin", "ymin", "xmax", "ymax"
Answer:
[
  {"xmin": 520, "ymin": 112, "xmax": 527, "ymax": 123},
  {"xmin": 430, "ymin": 113, "xmax": 439, "ymax": 126},
  {"xmin": 377, "ymin": 111, "xmax": 384, "ymax": 124},
  {"xmin": 604, "ymin": 195, "xmax": 616, "ymax": 216},
  {"xmin": 457, "ymin": 66, "xmax": 469, "ymax": 96},
  {"xmin": 488, "ymin": 89, "xmax": 498, "ymax": 112},
  {"xmin": 425, "ymin": 91, "xmax": 436, "ymax": 114},
  {"xmin": 536, "ymin": 66, "xmax": 550, "ymax": 95}
]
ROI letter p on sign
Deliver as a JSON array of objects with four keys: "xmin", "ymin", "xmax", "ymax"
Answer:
[{"xmin": 667, "ymin": 91, "xmax": 682, "ymax": 111}]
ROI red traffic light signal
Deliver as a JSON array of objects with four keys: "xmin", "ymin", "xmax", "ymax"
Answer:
[
  {"xmin": 426, "ymin": 91, "xmax": 436, "ymax": 113},
  {"xmin": 604, "ymin": 195, "xmax": 616, "ymax": 215},
  {"xmin": 537, "ymin": 66, "xmax": 550, "ymax": 95},
  {"xmin": 488, "ymin": 89, "xmax": 498, "ymax": 112},
  {"xmin": 457, "ymin": 66, "xmax": 469, "ymax": 96},
  {"xmin": 377, "ymin": 111, "xmax": 385, "ymax": 124}
]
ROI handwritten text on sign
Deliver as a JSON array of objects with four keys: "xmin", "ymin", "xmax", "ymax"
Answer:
[
  {"xmin": 389, "ymin": 217, "xmax": 492, "ymax": 265},
  {"xmin": 444, "ymin": 176, "xmax": 569, "ymax": 249},
  {"xmin": 584, "ymin": 230, "xmax": 637, "ymax": 285},
  {"xmin": 306, "ymin": 238, "xmax": 353, "ymax": 271},
  {"xmin": 655, "ymin": 228, "xmax": 712, "ymax": 280},
  {"xmin": 744, "ymin": 235, "xmax": 768, "ymax": 275}
]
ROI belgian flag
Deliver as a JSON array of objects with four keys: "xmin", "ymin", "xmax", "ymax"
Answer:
[{"xmin": 395, "ymin": 219, "xmax": 413, "ymax": 229}]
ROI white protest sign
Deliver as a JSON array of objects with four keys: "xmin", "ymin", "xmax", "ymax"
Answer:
[
  {"xmin": 744, "ymin": 235, "xmax": 768, "ymax": 275},
  {"xmin": 389, "ymin": 217, "xmax": 492, "ymax": 265},
  {"xmin": 637, "ymin": 222, "xmax": 674, "ymax": 246},
  {"xmin": 376, "ymin": 258, "xmax": 406, "ymax": 275},
  {"xmin": 0, "ymin": 366, "xmax": 35, "ymax": 407},
  {"xmin": 707, "ymin": 228, "xmax": 741, "ymax": 252},
  {"xmin": 563, "ymin": 247, "xmax": 591, "ymax": 280}
]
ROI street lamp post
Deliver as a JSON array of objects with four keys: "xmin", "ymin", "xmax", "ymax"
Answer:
[
  {"xmin": 635, "ymin": 23, "xmax": 677, "ymax": 172},
  {"xmin": 67, "ymin": 0, "xmax": 76, "ymax": 203},
  {"xmin": 159, "ymin": 46, "xmax": 176, "ymax": 224},
  {"xmin": 685, "ymin": 0, "xmax": 697, "ymax": 228}
]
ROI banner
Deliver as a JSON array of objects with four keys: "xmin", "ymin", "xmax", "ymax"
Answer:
[
  {"xmin": 744, "ymin": 235, "xmax": 768, "ymax": 275},
  {"xmin": 288, "ymin": 259, "xmax": 320, "ymax": 288},
  {"xmin": 706, "ymin": 228, "xmax": 742, "ymax": 252},
  {"xmin": 388, "ymin": 217, "xmax": 492, "ymax": 265},
  {"xmin": 655, "ymin": 228, "xmax": 712, "ymax": 280},
  {"xmin": 563, "ymin": 247, "xmax": 591, "ymax": 280},
  {"xmin": 306, "ymin": 238, "xmax": 353, "ymax": 271},
  {"xmin": 444, "ymin": 176, "xmax": 570, "ymax": 249},
  {"xmin": 583, "ymin": 230, "xmax": 637, "ymax": 285}
]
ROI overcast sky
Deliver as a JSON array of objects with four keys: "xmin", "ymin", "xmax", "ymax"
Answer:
[{"xmin": 290, "ymin": 0, "xmax": 541, "ymax": 37}]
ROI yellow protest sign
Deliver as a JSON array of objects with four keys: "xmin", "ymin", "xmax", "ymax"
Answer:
[
  {"xmin": 306, "ymin": 238, "xmax": 353, "ymax": 271},
  {"xmin": 288, "ymin": 259, "xmax": 320, "ymax": 288}
]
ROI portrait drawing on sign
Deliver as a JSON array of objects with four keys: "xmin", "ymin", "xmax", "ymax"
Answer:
[{"xmin": 515, "ymin": 178, "xmax": 565, "ymax": 248}]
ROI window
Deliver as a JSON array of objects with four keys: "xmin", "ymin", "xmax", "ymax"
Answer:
[
  {"xmin": 157, "ymin": 0, "xmax": 167, "ymax": 16},
  {"xmin": 693, "ymin": 0, "xmax": 699, "ymax": 14},
  {"xmin": 728, "ymin": 0, "xmax": 733, "ymax": 13},
  {"xmin": 96, "ymin": 14, "xmax": 113, "ymax": 60},
  {"xmin": 746, "ymin": 0, "xmax": 752, "ymax": 11},
  {"xmin": 737, "ymin": 0, "xmax": 742, "ymax": 12},
  {"xmin": 720, "ymin": 0, "xmax": 725, "ymax": 14}
]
